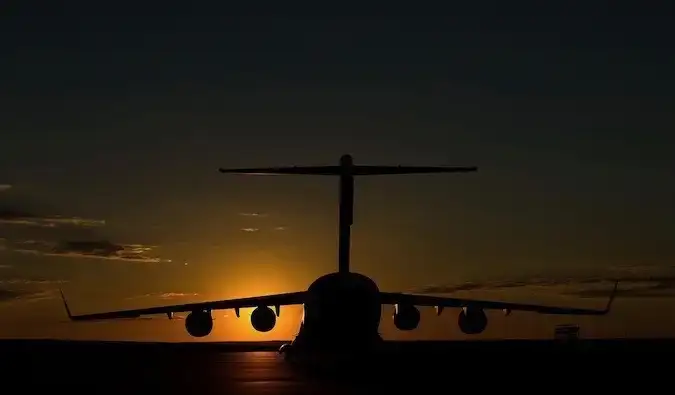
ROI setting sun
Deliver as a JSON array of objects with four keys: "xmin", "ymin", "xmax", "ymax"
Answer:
[{"xmin": 206, "ymin": 250, "xmax": 303, "ymax": 298}]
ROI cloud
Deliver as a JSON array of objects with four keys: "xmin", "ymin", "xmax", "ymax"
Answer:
[
  {"xmin": 126, "ymin": 292, "xmax": 199, "ymax": 300},
  {"xmin": 238, "ymin": 212, "xmax": 268, "ymax": 217},
  {"xmin": 0, "ymin": 289, "xmax": 58, "ymax": 304},
  {"xmin": 240, "ymin": 226, "xmax": 287, "ymax": 232},
  {"xmin": 238, "ymin": 212, "xmax": 289, "ymax": 231},
  {"xmin": 412, "ymin": 265, "xmax": 675, "ymax": 299},
  {"xmin": 0, "ymin": 277, "xmax": 65, "ymax": 304},
  {"xmin": 122, "ymin": 292, "xmax": 200, "ymax": 319},
  {"xmin": 0, "ymin": 208, "xmax": 105, "ymax": 228},
  {"xmin": 9, "ymin": 239, "xmax": 171, "ymax": 263},
  {"xmin": 0, "ymin": 277, "xmax": 67, "ymax": 286},
  {"xmin": 0, "ymin": 185, "xmax": 11, "ymax": 192}
]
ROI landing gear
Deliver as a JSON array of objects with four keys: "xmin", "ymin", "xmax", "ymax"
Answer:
[{"xmin": 278, "ymin": 343, "xmax": 294, "ymax": 360}]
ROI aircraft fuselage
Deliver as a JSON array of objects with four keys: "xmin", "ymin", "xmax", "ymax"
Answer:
[{"xmin": 282, "ymin": 272, "xmax": 383, "ymax": 357}]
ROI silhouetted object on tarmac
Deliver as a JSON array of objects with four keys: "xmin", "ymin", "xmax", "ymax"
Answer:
[
  {"xmin": 555, "ymin": 324, "xmax": 580, "ymax": 342},
  {"xmin": 59, "ymin": 154, "xmax": 619, "ymax": 361}
]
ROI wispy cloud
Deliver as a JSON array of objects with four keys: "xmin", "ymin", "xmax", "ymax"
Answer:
[
  {"xmin": 126, "ymin": 292, "xmax": 199, "ymax": 300},
  {"xmin": 121, "ymin": 292, "xmax": 200, "ymax": 319},
  {"xmin": 0, "ymin": 185, "xmax": 11, "ymax": 192},
  {"xmin": 240, "ymin": 227, "xmax": 287, "ymax": 232},
  {"xmin": 237, "ymin": 212, "xmax": 288, "ymax": 231},
  {"xmin": 238, "ymin": 212, "xmax": 268, "ymax": 218},
  {"xmin": 9, "ymin": 239, "xmax": 171, "ymax": 263},
  {"xmin": 412, "ymin": 265, "xmax": 675, "ymax": 299},
  {"xmin": 0, "ymin": 277, "xmax": 67, "ymax": 286},
  {"xmin": 0, "ymin": 208, "xmax": 105, "ymax": 228},
  {"xmin": 0, "ymin": 277, "xmax": 65, "ymax": 304},
  {"xmin": 0, "ymin": 289, "xmax": 54, "ymax": 303}
]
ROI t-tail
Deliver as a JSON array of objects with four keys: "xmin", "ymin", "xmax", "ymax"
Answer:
[{"xmin": 219, "ymin": 154, "xmax": 478, "ymax": 274}]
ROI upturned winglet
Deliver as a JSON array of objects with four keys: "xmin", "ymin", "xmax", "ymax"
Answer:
[
  {"xmin": 602, "ymin": 280, "xmax": 619, "ymax": 314},
  {"xmin": 59, "ymin": 288, "xmax": 73, "ymax": 320}
]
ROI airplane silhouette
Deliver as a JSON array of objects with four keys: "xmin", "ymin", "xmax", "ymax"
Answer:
[{"xmin": 60, "ymin": 154, "xmax": 618, "ymax": 358}]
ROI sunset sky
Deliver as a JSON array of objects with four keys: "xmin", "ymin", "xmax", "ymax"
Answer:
[{"xmin": 1, "ymin": 4, "xmax": 675, "ymax": 341}]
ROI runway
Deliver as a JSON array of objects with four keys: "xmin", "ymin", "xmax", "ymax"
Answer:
[
  {"xmin": 8, "ymin": 346, "xmax": 397, "ymax": 394},
  {"xmin": 3, "ymin": 339, "xmax": 673, "ymax": 392}
]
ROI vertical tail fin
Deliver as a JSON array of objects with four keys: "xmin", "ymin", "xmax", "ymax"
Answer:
[{"xmin": 219, "ymin": 154, "xmax": 477, "ymax": 274}]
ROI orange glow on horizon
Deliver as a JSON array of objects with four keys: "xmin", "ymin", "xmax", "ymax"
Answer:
[
  {"xmin": 205, "ymin": 250, "xmax": 305, "ymax": 298},
  {"xmin": 193, "ymin": 250, "xmax": 307, "ymax": 341}
]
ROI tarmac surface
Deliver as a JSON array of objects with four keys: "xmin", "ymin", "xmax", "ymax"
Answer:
[{"xmin": 2, "ymin": 339, "xmax": 672, "ymax": 393}]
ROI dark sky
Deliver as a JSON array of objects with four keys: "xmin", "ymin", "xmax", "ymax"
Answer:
[{"xmin": 1, "ymin": 3, "xmax": 675, "ymax": 341}]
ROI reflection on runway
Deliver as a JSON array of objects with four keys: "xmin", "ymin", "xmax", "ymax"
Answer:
[
  {"xmin": 179, "ymin": 352, "xmax": 378, "ymax": 394},
  {"xmin": 214, "ymin": 352, "xmax": 300, "ymax": 388}
]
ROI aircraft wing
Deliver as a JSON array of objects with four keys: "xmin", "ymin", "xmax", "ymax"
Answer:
[
  {"xmin": 218, "ymin": 165, "xmax": 477, "ymax": 176},
  {"xmin": 379, "ymin": 281, "xmax": 618, "ymax": 316},
  {"xmin": 59, "ymin": 290, "xmax": 306, "ymax": 321}
]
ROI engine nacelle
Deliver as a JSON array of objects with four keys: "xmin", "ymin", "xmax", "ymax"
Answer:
[
  {"xmin": 458, "ymin": 307, "xmax": 488, "ymax": 335},
  {"xmin": 185, "ymin": 310, "xmax": 213, "ymax": 337},
  {"xmin": 393, "ymin": 303, "xmax": 420, "ymax": 331},
  {"xmin": 251, "ymin": 306, "xmax": 276, "ymax": 332}
]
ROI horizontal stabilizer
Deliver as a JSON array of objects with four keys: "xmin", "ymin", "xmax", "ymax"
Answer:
[
  {"xmin": 351, "ymin": 165, "xmax": 477, "ymax": 175},
  {"xmin": 219, "ymin": 166, "xmax": 342, "ymax": 175},
  {"xmin": 218, "ymin": 165, "xmax": 478, "ymax": 176}
]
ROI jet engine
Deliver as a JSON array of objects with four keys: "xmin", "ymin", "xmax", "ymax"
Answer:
[
  {"xmin": 185, "ymin": 310, "xmax": 213, "ymax": 337},
  {"xmin": 251, "ymin": 306, "xmax": 276, "ymax": 332},
  {"xmin": 393, "ymin": 303, "xmax": 420, "ymax": 331},
  {"xmin": 458, "ymin": 307, "xmax": 488, "ymax": 335}
]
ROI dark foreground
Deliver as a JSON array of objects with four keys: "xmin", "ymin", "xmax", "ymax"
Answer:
[{"xmin": 2, "ymin": 339, "xmax": 674, "ymax": 393}]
